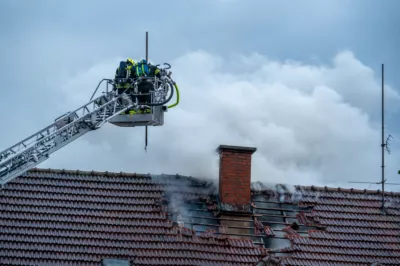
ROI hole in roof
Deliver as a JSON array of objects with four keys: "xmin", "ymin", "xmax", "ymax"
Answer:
[
  {"xmin": 268, "ymin": 223, "xmax": 286, "ymax": 230},
  {"xmin": 286, "ymin": 218, "xmax": 299, "ymax": 224},
  {"xmin": 257, "ymin": 215, "xmax": 286, "ymax": 223},
  {"xmin": 255, "ymin": 209, "xmax": 282, "ymax": 215},
  {"xmin": 263, "ymin": 237, "xmax": 292, "ymax": 250},
  {"xmin": 191, "ymin": 209, "xmax": 215, "ymax": 216},
  {"xmin": 298, "ymin": 225, "xmax": 315, "ymax": 231},
  {"xmin": 254, "ymin": 201, "xmax": 282, "ymax": 209},
  {"xmin": 190, "ymin": 201, "xmax": 209, "ymax": 209},
  {"xmin": 249, "ymin": 235, "xmax": 266, "ymax": 244},
  {"xmin": 281, "ymin": 203, "xmax": 301, "ymax": 210},
  {"xmin": 180, "ymin": 215, "xmax": 192, "ymax": 224},
  {"xmin": 192, "ymin": 217, "xmax": 220, "ymax": 225},
  {"xmin": 298, "ymin": 232, "xmax": 309, "ymax": 237},
  {"xmin": 193, "ymin": 224, "xmax": 209, "ymax": 235},
  {"xmin": 190, "ymin": 209, "xmax": 220, "ymax": 232}
]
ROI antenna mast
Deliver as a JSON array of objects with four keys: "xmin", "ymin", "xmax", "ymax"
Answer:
[
  {"xmin": 381, "ymin": 63, "xmax": 385, "ymax": 210},
  {"xmin": 349, "ymin": 63, "xmax": 400, "ymax": 211},
  {"xmin": 145, "ymin": 31, "xmax": 149, "ymax": 152}
]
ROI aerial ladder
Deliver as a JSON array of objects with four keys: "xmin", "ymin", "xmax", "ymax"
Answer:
[
  {"xmin": 0, "ymin": 67, "xmax": 179, "ymax": 187},
  {"xmin": 0, "ymin": 32, "xmax": 180, "ymax": 187}
]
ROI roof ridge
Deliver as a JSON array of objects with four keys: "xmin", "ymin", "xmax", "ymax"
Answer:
[
  {"xmin": 28, "ymin": 168, "xmax": 148, "ymax": 178},
  {"xmin": 298, "ymin": 185, "xmax": 400, "ymax": 197},
  {"xmin": 27, "ymin": 168, "xmax": 205, "ymax": 182},
  {"xmin": 251, "ymin": 181, "xmax": 400, "ymax": 196}
]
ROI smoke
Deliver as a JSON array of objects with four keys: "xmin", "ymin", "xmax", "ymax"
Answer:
[
  {"xmin": 251, "ymin": 182, "xmax": 303, "ymax": 203},
  {"xmin": 150, "ymin": 174, "xmax": 217, "ymax": 231},
  {"xmin": 41, "ymin": 50, "xmax": 400, "ymax": 191}
]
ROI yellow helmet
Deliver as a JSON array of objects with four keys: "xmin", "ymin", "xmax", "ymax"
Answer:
[{"xmin": 127, "ymin": 58, "xmax": 135, "ymax": 65}]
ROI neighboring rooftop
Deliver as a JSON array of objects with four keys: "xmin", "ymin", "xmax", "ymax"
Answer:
[{"xmin": 1, "ymin": 144, "xmax": 400, "ymax": 266}]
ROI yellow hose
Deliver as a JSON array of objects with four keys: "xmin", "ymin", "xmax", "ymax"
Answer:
[{"xmin": 167, "ymin": 83, "xmax": 180, "ymax": 108}]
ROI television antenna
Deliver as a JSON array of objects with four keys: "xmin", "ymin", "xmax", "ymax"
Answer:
[
  {"xmin": 348, "ymin": 64, "xmax": 400, "ymax": 211},
  {"xmin": 145, "ymin": 31, "xmax": 149, "ymax": 152}
]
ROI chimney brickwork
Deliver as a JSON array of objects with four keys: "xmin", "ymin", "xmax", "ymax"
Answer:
[{"xmin": 216, "ymin": 145, "xmax": 257, "ymax": 213}]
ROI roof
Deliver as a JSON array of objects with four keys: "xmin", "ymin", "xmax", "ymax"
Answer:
[
  {"xmin": 251, "ymin": 182, "xmax": 400, "ymax": 265},
  {"xmin": 0, "ymin": 169, "xmax": 267, "ymax": 266},
  {"xmin": 1, "ymin": 168, "xmax": 400, "ymax": 266}
]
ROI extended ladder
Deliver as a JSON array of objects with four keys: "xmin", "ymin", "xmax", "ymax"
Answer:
[{"xmin": 0, "ymin": 89, "xmax": 134, "ymax": 187}]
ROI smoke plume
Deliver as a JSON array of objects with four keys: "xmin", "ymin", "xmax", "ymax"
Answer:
[{"xmin": 42, "ymin": 50, "xmax": 400, "ymax": 191}]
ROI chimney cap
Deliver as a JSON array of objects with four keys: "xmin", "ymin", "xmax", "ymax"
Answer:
[{"xmin": 216, "ymin": 145, "xmax": 257, "ymax": 154}]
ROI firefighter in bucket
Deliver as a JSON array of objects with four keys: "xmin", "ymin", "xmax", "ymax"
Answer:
[{"xmin": 114, "ymin": 58, "xmax": 161, "ymax": 115}]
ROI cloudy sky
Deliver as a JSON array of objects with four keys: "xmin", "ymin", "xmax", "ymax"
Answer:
[{"xmin": 1, "ymin": 0, "xmax": 400, "ymax": 191}]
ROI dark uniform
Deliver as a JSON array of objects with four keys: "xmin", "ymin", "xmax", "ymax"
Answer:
[
  {"xmin": 134, "ymin": 60, "xmax": 161, "ymax": 106},
  {"xmin": 115, "ymin": 58, "xmax": 136, "ymax": 95}
]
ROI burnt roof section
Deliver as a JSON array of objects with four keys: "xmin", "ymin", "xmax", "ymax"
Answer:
[{"xmin": 251, "ymin": 182, "xmax": 400, "ymax": 265}]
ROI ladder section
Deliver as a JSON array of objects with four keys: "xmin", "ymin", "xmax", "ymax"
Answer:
[{"xmin": 0, "ymin": 92, "xmax": 134, "ymax": 186}]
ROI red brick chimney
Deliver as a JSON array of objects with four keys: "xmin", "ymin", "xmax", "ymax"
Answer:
[{"xmin": 216, "ymin": 145, "xmax": 257, "ymax": 213}]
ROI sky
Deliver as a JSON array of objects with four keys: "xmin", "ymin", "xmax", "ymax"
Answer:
[{"xmin": 1, "ymin": 0, "xmax": 400, "ymax": 191}]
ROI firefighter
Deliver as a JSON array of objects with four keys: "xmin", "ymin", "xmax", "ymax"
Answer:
[
  {"xmin": 114, "ymin": 58, "xmax": 137, "ymax": 114},
  {"xmin": 149, "ymin": 63, "xmax": 161, "ymax": 78},
  {"xmin": 135, "ymin": 59, "xmax": 152, "ymax": 106},
  {"xmin": 132, "ymin": 60, "xmax": 162, "ymax": 115},
  {"xmin": 114, "ymin": 58, "xmax": 136, "ymax": 95}
]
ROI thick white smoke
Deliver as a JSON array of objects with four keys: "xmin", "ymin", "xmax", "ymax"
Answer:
[{"xmin": 42, "ymin": 50, "xmax": 400, "ymax": 191}]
